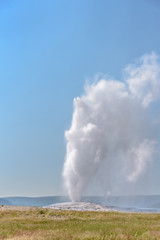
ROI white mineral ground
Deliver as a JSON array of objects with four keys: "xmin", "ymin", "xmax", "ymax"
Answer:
[
  {"xmin": 46, "ymin": 202, "xmax": 110, "ymax": 211},
  {"xmin": 46, "ymin": 202, "xmax": 160, "ymax": 213}
]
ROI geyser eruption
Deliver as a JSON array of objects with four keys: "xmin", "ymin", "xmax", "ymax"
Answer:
[{"xmin": 63, "ymin": 53, "xmax": 160, "ymax": 202}]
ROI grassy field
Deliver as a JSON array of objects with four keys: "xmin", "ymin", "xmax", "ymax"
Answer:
[{"xmin": 0, "ymin": 206, "xmax": 160, "ymax": 239}]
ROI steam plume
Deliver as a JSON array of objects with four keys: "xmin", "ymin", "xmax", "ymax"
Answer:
[{"xmin": 63, "ymin": 53, "xmax": 160, "ymax": 202}]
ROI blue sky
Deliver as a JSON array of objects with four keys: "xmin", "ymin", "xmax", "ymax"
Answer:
[{"xmin": 0, "ymin": 0, "xmax": 160, "ymax": 197}]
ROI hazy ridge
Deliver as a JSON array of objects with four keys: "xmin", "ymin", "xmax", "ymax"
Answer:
[{"xmin": 1, "ymin": 195, "xmax": 160, "ymax": 209}]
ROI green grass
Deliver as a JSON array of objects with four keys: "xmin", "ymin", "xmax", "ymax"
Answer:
[{"xmin": 0, "ymin": 207, "xmax": 160, "ymax": 239}]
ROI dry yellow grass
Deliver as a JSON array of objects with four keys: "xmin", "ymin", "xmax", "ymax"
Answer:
[{"xmin": 0, "ymin": 206, "xmax": 160, "ymax": 239}]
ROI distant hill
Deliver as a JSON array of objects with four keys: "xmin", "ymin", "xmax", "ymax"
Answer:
[
  {"xmin": 149, "ymin": 202, "xmax": 160, "ymax": 208},
  {"xmin": 0, "ymin": 198, "xmax": 12, "ymax": 206},
  {"xmin": 0, "ymin": 196, "xmax": 70, "ymax": 207},
  {"xmin": 0, "ymin": 195, "xmax": 160, "ymax": 208}
]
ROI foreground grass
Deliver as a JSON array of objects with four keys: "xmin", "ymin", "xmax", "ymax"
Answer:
[{"xmin": 0, "ymin": 206, "xmax": 160, "ymax": 239}]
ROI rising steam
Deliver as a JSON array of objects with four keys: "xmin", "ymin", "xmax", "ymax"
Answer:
[{"xmin": 63, "ymin": 53, "xmax": 160, "ymax": 202}]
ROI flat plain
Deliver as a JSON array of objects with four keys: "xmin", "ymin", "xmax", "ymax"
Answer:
[{"xmin": 0, "ymin": 206, "xmax": 160, "ymax": 240}]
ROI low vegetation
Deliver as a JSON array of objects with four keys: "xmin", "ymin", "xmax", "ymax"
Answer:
[{"xmin": 0, "ymin": 206, "xmax": 160, "ymax": 239}]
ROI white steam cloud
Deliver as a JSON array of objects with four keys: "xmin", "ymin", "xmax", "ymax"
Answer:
[{"xmin": 63, "ymin": 53, "xmax": 160, "ymax": 202}]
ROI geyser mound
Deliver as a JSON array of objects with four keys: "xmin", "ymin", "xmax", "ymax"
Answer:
[
  {"xmin": 63, "ymin": 53, "xmax": 160, "ymax": 202},
  {"xmin": 48, "ymin": 202, "xmax": 110, "ymax": 212}
]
